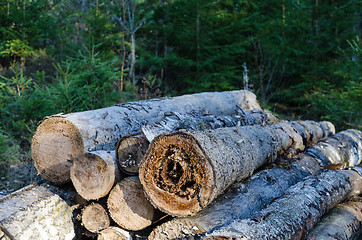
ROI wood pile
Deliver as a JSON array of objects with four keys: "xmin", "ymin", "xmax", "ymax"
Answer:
[{"xmin": 1, "ymin": 90, "xmax": 361, "ymax": 240}]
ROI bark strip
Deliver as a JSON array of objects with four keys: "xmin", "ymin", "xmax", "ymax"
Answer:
[
  {"xmin": 139, "ymin": 120, "xmax": 334, "ymax": 217},
  {"xmin": 148, "ymin": 129, "xmax": 361, "ymax": 240},
  {"xmin": 82, "ymin": 202, "xmax": 110, "ymax": 233},
  {"xmin": 205, "ymin": 167, "xmax": 362, "ymax": 240},
  {"xmin": 32, "ymin": 90, "xmax": 260, "ymax": 184}
]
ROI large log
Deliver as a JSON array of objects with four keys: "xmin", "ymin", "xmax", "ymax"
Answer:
[
  {"xmin": 306, "ymin": 196, "xmax": 362, "ymax": 240},
  {"xmin": 205, "ymin": 167, "xmax": 362, "ymax": 240},
  {"xmin": 70, "ymin": 150, "xmax": 123, "ymax": 200},
  {"xmin": 139, "ymin": 120, "xmax": 334, "ymax": 217},
  {"xmin": 32, "ymin": 90, "xmax": 261, "ymax": 184},
  {"xmin": 148, "ymin": 129, "xmax": 361, "ymax": 240},
  {"xmin": 0, "ymin": 182, "xmax": 78, "ymax": 240}
]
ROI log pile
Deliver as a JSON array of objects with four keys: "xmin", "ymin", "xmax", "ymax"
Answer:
[{"xmin": 1, "ymin": 90, "xmax": 361, "ymax": 240}]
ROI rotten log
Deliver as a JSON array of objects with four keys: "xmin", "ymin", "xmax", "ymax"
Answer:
[
  {"xmin": 97, "ymin": 226, "xmax": 133, "ymax": 240},
  {"xmin": 70, "ymin": 150, "xmax": 123, "ymax": 200},
  {"xmin": 0, "ymin": 182, "xmax": 78, "ymax": 240},
  {"xmin": 31, "ymin": 90, "xmax": 261, "ymax": 184},
  {"xmin": 139, "ymin": 120, "xmax": 334, "ymax": 217},
  {"xmin": 82, "ymin": 202, "xmax": 110, "ymax": 233},
  {"xmin": 148, "ymin": 129, "xmax": 362, "ymax": 240},
  {"xmin": 205, "ymin": 167, "xmax": 362, "ymax": 240},
  {"xmin": 107, "ymin": 176, "xmax": 164, "ymax": 231},
  {"xmin": 306, "ymin": 196, "xmax": 362, "ymax": 240}
]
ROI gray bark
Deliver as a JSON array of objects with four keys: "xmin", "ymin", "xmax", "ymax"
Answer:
[
  {"xmin": 32, "ymin": 90, "xmax": 261, "ymax": 184},
  {"xmin": 139, "ymin": 120, "xmax": 334, "ymax": 217}
]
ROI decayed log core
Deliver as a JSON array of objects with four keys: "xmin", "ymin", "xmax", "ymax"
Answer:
[
  {"xmin": 148, "ymin": 129, "xmax": 361, "ymax": 240},
  {"xmin": 97, "ymin": 226, "xmax": 133, "ymax": 240},
  {"xmin": 82, "ymin": 203, "xmax": 110, "ymax": 233},
  {"xmin": 306, "ymin": 196, "xmax": 362, "ymax": 240},
  {"xmin": 0, "ymin": 183, "xmax": 77, "ymax": 240},
  {"xmin": 107, "ymin": 177, "xmax": 163, "ymax": 231},
  {"xmin": 32, "ymin": 90, "xmax": 260, "ymax": 184},
  {"xmin": 70, "ymin": 150, "xmax": 123, "ymax": 200},
  {"xmin": 205, "ymin": 167, "xmax": 362, "ymax": 240},
  {"xmin": 139, "ymin": 120, "xmax": 334, "ymax": 217}
]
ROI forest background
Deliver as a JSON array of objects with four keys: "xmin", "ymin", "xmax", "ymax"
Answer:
[{"xmin": 0, "ymin": 0, "xmax": 360, "ymax": 191}]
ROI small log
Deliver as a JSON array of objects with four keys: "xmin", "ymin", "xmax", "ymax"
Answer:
[
  {"xmin": 107, "ymin": 177, "xmax": 163, "ymax": 231},
  {"xmin": 306, "ymin": 196, "xmax": 362, "ymax": 240},
  {"xmin": 139, "ymin": 121, "xmax": 334, "ymax": 217},
  {"xmin": 70, "ymin": 150, "xmax": 123, "ymax": 200},
  {"xmin": 32, "ymin": 90, "xmax": 260, "ymax": 184},
  {"xmin": 97, "ymin": 226, "xmax": 133, "ymax": 240},
  {"xmin": 82, "ymin": 202, "xmax": 110, "ymax": 233},
  {"xmin": 0, "ymin": 183, "xmax": 77, "ymax": 240},
  {"xmin": 205, "ymin": 167, "xmax": 362, "ymax": 240},
  {"xmin": 148, "ymin": 129, "xmax": 361, "ymax": 240}
]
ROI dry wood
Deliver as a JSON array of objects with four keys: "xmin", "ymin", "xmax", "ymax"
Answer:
[
  {"xmin": 205, "ymin": 167, "xmax": 362, "ymax": 240},
  {"xmin": 139, "ymin": 120, "xmax": 334, "ymax": 217},
  {"xmin": 107, "ymin": 176, "xmax": 163, "ymax": 231},
  {"xmin": 148, "ymin": 129, "xmax": 362, "ymax": 240},
  {"xmin": 306, "ymin": 196, "xmax": 362, "ymax": 240},
  {"xmin": 0, "ymin": 183, "xmax": 77, "ymax": 240},
  {"xmin": 97, "ymin": 226, "xmax": 133, "ymax": 240},
  {"xmin": 32, "ymin": 90, "xmax": 260, "ymax": 184},
  {"xmin": 70, "ymin": 150, "xmax": 123, "ymax": 200},
  {"xmin": 82, "ymin": 202, "xmax": 110, "ymax": 233}
]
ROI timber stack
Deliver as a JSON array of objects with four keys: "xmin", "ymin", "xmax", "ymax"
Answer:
[{"xmin": 0, "ymin": 90, "xmax": 361, "ymax": 240}]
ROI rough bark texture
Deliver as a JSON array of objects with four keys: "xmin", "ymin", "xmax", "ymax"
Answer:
[
  {"xmin": 97, "ymin": 226, "xmax": 133, "ymax": 240},
  {"xmin": 139, "ymin": 120, "xmax": 334, "ymax": 217},
  {"xmin": 32, "ymin": 90, "xmax": 261, "ymax": 184},
  {"xmin": 82, "ymin": 203, "xmax": 110, "ymax": 233},
  {"xmin": 107, "ymin": 177, "xmax": 163, "ymax": 231},
  {"xmin": 206, "ymin": 168, "xmax": 362, "ymax": 240},
  {"xmin": 116, "ymin": 134, "xmax": 149, "ymax": 175},
  {"xmin": 306, "ymin": 196, "xmax": 362, "ymax": 240},
  {"xmin": 70, "ymin": 150, "xmax": 123, "ymax": 200},
  {"xmin": 0, "ymin": 182, "xmax": 77, "ymax": 240},
  {"xmin": 148, "ymin": 129, "xmax": 361, "ymax": 240}
]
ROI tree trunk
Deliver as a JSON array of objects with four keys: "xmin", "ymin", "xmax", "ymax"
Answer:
[
  {"xmin": 107, "ymin": 177, "xmax": 164, "ymax": 231},
  {"xmin": 139, "ymin": 120, "xmax": 334, "ymax": 217},
  {"xmin": 0, "ymin": 183, "xmax": 78, "ymax": 240},
  {"xmin": 148, "ymin": 129, "xmax": 361, "ymax": 240},
  {"xmin": 97, "ymin": 226, "xmax": 133, "ymax": 240},
  {"xmin": 82, "ymin": 203, "xmax": 110, "ymax": 233},
  {"xmin": 32, "ymin": 90, "xmax": 261, "ymax": 184},
  {"xmin": 130, "ymin": 33, "xmax": 136, "ymax": 86},
  {"xmin": 70, "ymin": 150, "xmax": 123, "ymax": 200},
  {"xmin": 206, "ymin": 167, "xmax": 362, "ymax": 240},
  {"xmin": 306, "ymin": 196, "xmax": 362, "ymax": 240}
]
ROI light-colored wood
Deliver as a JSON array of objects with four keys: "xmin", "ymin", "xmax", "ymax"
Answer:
[
  {"xmin": 82, "ymin": 203, "xmax": 110, "ymax": 233},
  {"xmin": 32, "ymin": 90, "xmax": 261, "ymax": 184},
  {"xmin": 70, "ymin": 150, "xmax": 123, "ymax": 200},
  {"xmin": 97, "ymin": 226, "xmax": 133, "ymax": 240}
]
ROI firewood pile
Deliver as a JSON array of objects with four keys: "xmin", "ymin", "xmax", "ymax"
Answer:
[{"xmin": 1, "ymin": 90, "xmax": 361, "ymax": 240}]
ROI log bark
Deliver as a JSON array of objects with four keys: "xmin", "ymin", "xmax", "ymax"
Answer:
[
  {"xmin": 107, "ymin": 176, "xmax": 164, "ymax": 231},
  {"xmin": 82, "ymin": 202, "xmax": 110, "ymax": 233},
  {"xmin": 205, "ymin": 167, "xmax": 362, "ymax": 240},
  {"xmin": 97, "ymin": 226, "xmax": 133, "ymax": 240},
  {"xmin": 306, "ymin": 196, "xmax": 362, "ymax": 240},
  {"xmin": 139, "ymin": 120, "xmax": 334, "ymax": 217},
  {"xmin": 32, "ymin": 90, "xmax": 261, "ymax": 184},
  {"xmin": 0, "ymin": 182, "xmax": 78, "ymax": 240},
  {"xmin": 70, "ymin": 150, "xmax": 123, "ymax": 200},
  {"xmin": 148, "ymin": 129, "xmax": 362, "ymax": 240}
]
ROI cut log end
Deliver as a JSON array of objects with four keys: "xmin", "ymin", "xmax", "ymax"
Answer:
[
  {"xmin": 97, "ymin": 227, "xmax": 132, "ymax": 240},
  {"xmin": 139, "ymin": 132, "xmax": 214, "ymax": 217},
  {"xmin": 149, "ymin": 219, "xmax": 205, "ymax": 240},
  {"xmin": 82, "ymin": 203, "xmax": 110, "ymax": 233},
  {"xmin": 31, "ymin": 117, "xmax": 84, "ymax": 184}
]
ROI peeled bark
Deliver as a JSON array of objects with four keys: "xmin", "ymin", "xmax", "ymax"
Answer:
[
  {"xmin": 139, "ymin": 120, "xmax": 334, "ymax": 217},
  {"xmin": 32, "ymin": 90, "xmax": 260, "ymax": 184},
  {"xmin": 206, "ymin": 167, "xmax": 362, "ymax": 240},
  {"xmin": 149, "ymin": 129, "xmax": 361, "ymax": 240},
  {"xmin": 97, "ymin": 226, "xmax": 133, "ymax": 240},
  {"xmin": 70, "ymin": 150, "xmax": 123, "ymax": 200},
  {"xmin": 306, "ymin": 196, "xmax": 362, "ymax": 240},
  {"xmin": 107, "ymin": 177, "xmax": 163, "ymax": 231},
  {"xmin": 0, "ymin": 183, "xmax": 77, "ymax": 240},
  {"xmin": 82, "ymin": 203, "xmax": 110, "ymax": 233}
]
